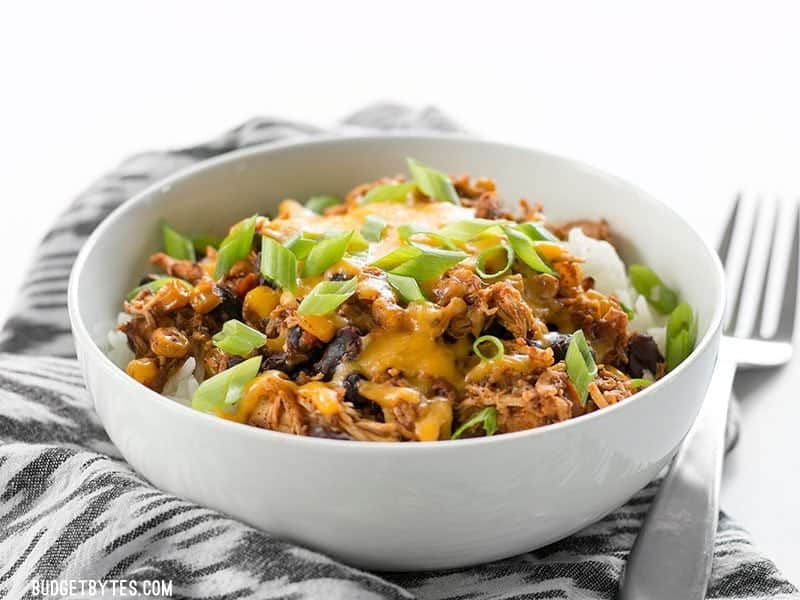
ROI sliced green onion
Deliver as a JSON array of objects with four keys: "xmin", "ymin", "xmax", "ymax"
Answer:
[
  {"xmin": 629, "ymin": 264, "xmax": 679, "ymax": 315},
  {"xmin": 347, "ymin": 231, "xmax": 370, "ymax": 253},
  {"xmin": 161, "ymin": 222, "xmax": 196, "ymax": 261},
  {"xmin": 407, "ymin": 231, "xmax": 458, "ymax": 251},
  {"xmin": 476, "ymin": 244, "xmax": 515, "ymax": 280},
  {"xmin": 361, "ymin": 215, "xmax": 387, "ymax": 242},
  {"xmin": 361, "ymin": 182, "xmax": 416, "ymax": 205},
  {"xmin": 407, "ymin": 158, "xmax": 459, "ymax": 204},
  {"xmin": 438, "ymin": 218, "xmax": 505, "ymax": 241},
  {"xmin": 191, "ymin": 233, "xmax": 223, "ymax": 253},
  {"xmin": 397, "ymin": 224, "xmax": 457, "ymax": 250},
  {"xmin": 451, "ymin": 407, "xmax": 497, "ymax": 440},
  {"xmin": 285, "ymin": 232, "xmax": 318, "ymax": 261},
  {"xmin": 565, "ymin": 330, "xmax": 598, "ymax": 407},
  {"xmin": 297, "ymin": 278, "xmax": 358, "ymax": 316},
  {"xmin": 397, "ymin": 224, "xmax": 428, "ymax": 241},
  {"xmin": 371, "ymin": 245, "xmax": 423, "ymax": 270},
  {"xmin": 502, "ymin": 225, "xmax": 556, "ymax": 275},
  {"xmin": 473, "ymin": 335, "xmax": 505, "ymax": 361},
  {"xmin": 386, "ymin": 273, "xmax": 425, "ymax": 303},
  {"xmin": 619, "ymin": 301, "xmax": 635, "ymax": 320},
  {"xmin": 629, "ymin": 378, "xmax": 653, "ymax": 389},
  {"xmin": 515, "ymin": 222, "xmax": 559, "ymax": 242},
  {"xmin": 126, "ymin": 277, "xmax": 192, "ymax": 301},
  {"xmin": 301, "ymin": 230, "xmax": 353, "ymax": 277},
  {"xmin": 214, "ymin": 215, "xmax": 258, "ymax": 279},
  {"xmin": 305, "ymin": 195, "xmax": 342, "ymax": 214},
  {"xmin": 390, "ymin": 246, "xmax": 467, "ymax": 281},
  {"xmin": 192, "ymin": 355, "xmax": 262, "ymax": 412},
  {"xmin": 212, "ymin": 319, "xmax": 267, "ymax": 356},
  {"xmin": 665, "ymin": 303, "xmax": 696, "ymax": 371},
  {"xmin": 260, "ymin": 236, "xmax": 297, "ymax": 293}
]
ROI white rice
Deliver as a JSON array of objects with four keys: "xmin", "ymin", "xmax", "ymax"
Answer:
[
  {"xmin": 106, "ymin": 311, "xmax": 200, "ymax": 406},
  {"xmin": 566, "ymin": 228, "xmax": 667, "ymax": 354}
]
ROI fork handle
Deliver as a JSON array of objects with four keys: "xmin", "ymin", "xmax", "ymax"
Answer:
[{"xmin": 619, "ymin": 354, "xmax": 737, "ymax": 600}]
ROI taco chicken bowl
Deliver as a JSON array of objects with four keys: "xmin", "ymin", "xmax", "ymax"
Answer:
[{"xmin": 68, "ymin": 135, "xmax": 724, "ymax": 570}]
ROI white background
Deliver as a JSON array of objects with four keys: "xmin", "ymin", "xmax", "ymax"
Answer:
[{"xmin": 2, "ymin": 0, "xmax": 799, "ymax": 583}]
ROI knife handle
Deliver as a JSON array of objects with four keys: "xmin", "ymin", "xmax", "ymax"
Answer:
[{"xmin": 619, "ymin": 356, "xmax": 738, "ymax": 600}]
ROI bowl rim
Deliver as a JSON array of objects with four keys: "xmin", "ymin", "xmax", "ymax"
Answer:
[{"xmin": 68, "ymin": 131, "xmax": 726, "ymax": 451}]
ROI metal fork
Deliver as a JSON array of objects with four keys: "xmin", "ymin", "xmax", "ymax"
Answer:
[{"xmin": 620, "ymin": 194, "xmax": 799, "ymax": 600}]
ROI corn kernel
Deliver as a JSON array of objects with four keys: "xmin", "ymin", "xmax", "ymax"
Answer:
[
  {"xmin": 296, "ymin": 314, "xmax": 337, "ymax": 343},
  {"xmin": 154, "ymin": 279, "xmax": 190, "ymax": 312},
  {"xmin": 126, "ymin": 358, "xmax": 160, "ymax": 388},
  {"xmin": 243, "ymin": 286, "xmax": 281, "ymax": 322},
  {"xmin": 190, "ymin": 280, "xmax": 222, "ymax": 314},
  {"xmin": 150, "ymin": 327, "xmax": 190, "ymax": 358}
]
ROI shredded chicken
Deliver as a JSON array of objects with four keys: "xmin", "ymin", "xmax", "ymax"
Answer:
[{"xmin": 118, "ymin": 165, "xmax": 671, "ymax": 442}]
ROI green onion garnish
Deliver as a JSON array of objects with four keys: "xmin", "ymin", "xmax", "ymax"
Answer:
[
  {"xmin": 126, "ymin": 277, "xmax": 192, "ymax": 301},
  {"xmin": 629, "ymin": 264, "xmax": 679, "ymax": 315},
  {"xmin": 386, "ymin": 273, "xmax": 425, "ymax": 303},
  {"xmin": 629, "ymin": 378, "xmax": 653, "ymax": 389},
  {"xmin": 406, "ymin": 231, "xmax": 458, "ymax": 251},
  {"xmin": 619, "ymin": 301, "xmax": 635, "ymax": 320},
  {"xmin": 192, "ymin": 355, "xmax": 262, "ymax": 412},
  {"xmin": 305, "ymin": 195, "xmax": 342, "ymax": 214},
  {"xmin": 190, "ymin": 233, "xmax": 224, "ymax": 254},
  {"xmin": 361, "ymin": 182, "xmax": 416, "ymax": 205},
  {"xmin": 347, "ymin": 231, "xmax": 370, "ymax": 253},
  {"xmin": 390, "ymin": 246, "xmax": 467, "ymax": 281},
  {"xmin": 285, "ymin": 232, "xmax": 319, "ymax": 261},
  {"xmin": 397, "ymin": 224, "xmax": 428, "ymax": 241},
  {"xmin": 565, "ymin": 330, "xmax": 598, "ymax": 407},
  {"xmin": 501, "ymin": 225, "xmax": 556, "ymax": 275},
  {"xmin": 297, "ymin": 278, "xmax": 358, "ymax": 316},
  {"xmin": 260, "ymin": 236, "xmax": 298, "ymax": 293},
  {"xmin": 361, "ymin": 215, "xmax": 387, "ymax": 242},
  {"xmin": 162, "ymin": 222, "xmax": 196, "ymax": 262},
  {"xmin": 214, "ymin": 215, "xmax": 258, "ymax": 279},
  {"xmin": 301, "ymin": 230, "xmax": 354, "ymax": 277},
  {"xmin": 515, "ymin": 222, "xmax": 559, "ymax": 242},
  {"xmin": 438, "ymin": 218, "xmax": 505, "ymax": 241},
  {"xmin": 407, "ymin": 158, "xmax": 459, "ymax": 205},
  {"xmin": 371, "ymin": 246, "xmax": 423, "ymax": 271},
  {"xmin": 476, "ymin": 244, "xmax": 515, "ymax": 280},
  {"xmin": 212, "ymin": 319, "xmax": 267, "ymax": 356},
  {"xmin": 451, "ymin": 407, "xmax": 497, "ymax": 440},
  {"xmin": 665, "ymin": 302, "xmax": 696, "ymax": 372},
  {"xmin": 473, "ymin": 335, "xmax": 505, "ymax": 361}
]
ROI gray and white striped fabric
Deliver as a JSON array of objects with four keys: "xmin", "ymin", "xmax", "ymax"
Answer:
[{"xmin": 0, "ymin": 104, "xmax": 796, "ymax": 599}]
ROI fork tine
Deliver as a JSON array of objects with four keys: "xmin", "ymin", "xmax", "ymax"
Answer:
[
  {"xmin": 734, "ymin": 196, "xmax": 778, "ymax": 338},
  {"xmin": 773, "ymin": 201, "xmax": 799, "ymax": 341},
  {"xmin": 722, "ymin": 194, "xmax": 758, "ymax": 333},
  {"xmin": 717, "ymin": 193, "xmax": 741, "ymax": 263}
]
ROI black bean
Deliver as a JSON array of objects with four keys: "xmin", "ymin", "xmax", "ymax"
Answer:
[
  {"xmin": 328, "ymin": 272, "xmax": 350, "ymax": 282},
  {"xmin": 313, "ymin": 327, "xmax": 362, "ymax": 381},
  {"xmin": 287, "ymin": 326, "xmax": 321, "ymax": 355},
  {"xmin": 227, "ymin": 355, "xmax": 244, "ymax": 369},
  {"xmin": 343, "ymin": 372, "xmax": 383, "ymax": 422},
  {"xmin": 626, "ymin": 333, "xmax": 663, "ymax": 378},
  {"xmin": 212, "ymin": 284, "xmax": 243, "ymax": 322},
  {"xmin": 542, "ymin": 331, "xmax": 572, "ymax": 363},
  {"xmin": 484, "ymin": 320, "xmax": 514, "ymax": 340}
]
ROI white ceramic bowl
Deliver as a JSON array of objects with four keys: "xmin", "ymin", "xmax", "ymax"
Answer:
[{"xmin": 68, "ymin": 134, "xmax": 724, "ymax": 571}]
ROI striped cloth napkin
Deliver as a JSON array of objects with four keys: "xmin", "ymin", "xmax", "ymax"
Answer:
[{"xmin": 0, "ymin": 104, "xmax": 796, "ymax": 600}]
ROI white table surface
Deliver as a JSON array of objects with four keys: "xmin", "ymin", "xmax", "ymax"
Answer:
[{"xmin": 1, "ymin": 0, "xmax": 799, "ymax": 585}]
